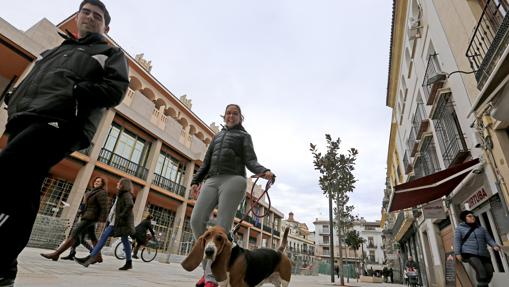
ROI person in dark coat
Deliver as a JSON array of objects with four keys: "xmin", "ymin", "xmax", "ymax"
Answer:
[
  {"xmin": 0, "ymin": 1, "xmax": 128, "ymax": 284},
  {"xmin": 454, "ymin": 210, "xmax": 500, "ymax": 287},
  {"xmin": 189, "ymin": 104, "xmax": 274, "ymax": 287},
  {"xmin": 41, "ymin": 176, "xmax": 109, "ymax": 261},
  {"xmin": 76, "ymin": 178, "xmax": 135, "ymax": 270},
  {"xmin": 389, "ymin": 267, "xmax": 393, "ymax": 283},
  {"xmin": 131, "ymin": 214, "xmax": 157, "ymax": 259}
]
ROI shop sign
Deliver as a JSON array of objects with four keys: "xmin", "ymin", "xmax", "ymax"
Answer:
[
  {"xmin": 422, "ymin": 200, "xmax": 446, "ymax": 219},
  {"xmin": 464, "ymin": 187, "xmax": 490, "ymax": 210}
]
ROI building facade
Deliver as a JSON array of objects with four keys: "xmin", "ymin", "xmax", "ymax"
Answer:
[
  {"xmin": 0, "ymin": 14, "xmax": 284, "ymax": 260},
  {"xmin": 313, "ymin": 217, "xmax": 384, "ymax": 277},
  {"xmin": 383, "ymin": 1, "xmax": 509, "ymax": 286},
  {"xmin": 281, "ymin": 212, "xmax": 316, "ymax": 274}
]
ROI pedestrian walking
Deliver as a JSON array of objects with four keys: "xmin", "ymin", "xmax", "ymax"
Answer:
[
  {"xmin": 75, "ymin": 178, "xmax": 135, "ymax": 270},
  {"xmin": 0, "ymin": 0, "xmax": 128, "ymax": 285},
  {"xmin": 131, "ymin": 213, "xmax": 157, "ymax": 259},
  {"xmin": 41, "ymin": 176, "xmax": 109, "ymax": 261},
  {"xmin": 187, "ymin": 104, "xmax": 274, "ymax": 287},
  {"xmin": 454, "ymin": 210, "xmax": 501, "ymax": 287},
  {"xmin": 389, "ymin": 267, "xmax": 393, "ymax": 283}
]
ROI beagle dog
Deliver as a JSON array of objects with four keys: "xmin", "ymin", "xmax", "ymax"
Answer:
[{"xmin": 182, "ymin": 226, "xmax": 291, "ymax": 287}]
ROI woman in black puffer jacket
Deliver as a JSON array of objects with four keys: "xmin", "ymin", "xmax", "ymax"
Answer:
[{"xmin": 188, "ymin": 104, "xmax": 274, "ymax": 287}]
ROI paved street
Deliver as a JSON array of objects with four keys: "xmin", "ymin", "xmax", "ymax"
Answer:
[{"xmin": 16, "ymin": 247, "xmax": 406, "ymax": 287}]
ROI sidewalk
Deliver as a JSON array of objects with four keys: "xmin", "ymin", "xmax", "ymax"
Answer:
[{"xmin": 16, "ymin": 247, "xmax": 406, "ymax": 287}]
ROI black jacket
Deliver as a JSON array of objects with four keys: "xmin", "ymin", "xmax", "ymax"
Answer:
[
  {"xmin": 5, "ymin": 31, "xmax": 129, "ymax": 149},
  {"xmin": 133, "ymin": 218, "xmax": 156, "ymax": 241},
  {"xmin": 112, "ymin": 189, "xmax": 135, "ymax": 237},
  {"xmin": 191, "ymin": 125, "xmax": 268, "ymax": 185}
]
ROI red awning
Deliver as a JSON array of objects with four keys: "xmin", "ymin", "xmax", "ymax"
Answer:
[{"xmin": 388, "ymin": 158, "xmax": 480, "ymax": 212}]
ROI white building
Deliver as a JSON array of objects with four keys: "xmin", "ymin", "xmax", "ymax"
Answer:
[{"xmin": 281, "ymin": 212, "xmax": 316, "ymax": 274}]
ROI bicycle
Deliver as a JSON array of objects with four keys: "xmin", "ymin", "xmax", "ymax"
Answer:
[{"xmin": 114, "ymin": 236, "xmax": 160, "ymax": 263}]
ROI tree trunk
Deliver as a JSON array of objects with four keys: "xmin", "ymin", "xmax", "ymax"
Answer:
[
  {"xmin": 354, "ymin": 248, "xmax": 359, "ymax": 282},
  {"xmin": 337, "ymin": 201, "xmax": 344, "ymax": 286},
  {"xmin": 328, "ymin": 193, "xmax": 335, "ymax": 283}
]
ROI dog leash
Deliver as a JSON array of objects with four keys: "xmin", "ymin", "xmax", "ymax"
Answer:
[{"xmin": 230, "ymin": 174, "xmax": 275, "ymax": 239}]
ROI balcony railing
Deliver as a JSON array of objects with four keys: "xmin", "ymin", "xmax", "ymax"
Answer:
[
  {"xmin": 391, "ymin": 211, "xmax": 405, "ymax": 235},
  {"xmin": 414, "ymin": 136, "xmax": 441, "ymax": 178},
  {"xmin": 466, "ymin": 0, "xmax": 509, "ymax": 89},
  {"xmin": 432, "ymin": 94, "xmax": 469, "ymax": 167},
  {"xmin": 262, "ymin": 225, "xmax": 272, "ymax": 233},
  {"xmin": 422, "ymin": 53, "xmax": 446, "ymax": 105},
  {"xmin": 412, "ymin": 102, "xmax": 429, "ymax": 140},
  {"xmin": 403, "ymin": 150, "xmax": 413, "ymax": 174},
  {"xmin": 407, "ymin": 128, "xmax": 418, "ymax": 157},
  {"xmin": 98, "ymin": 148, "xmax": 148, "ymax": 179},
  {"xmin": 152, "ymin": 173, "xmax": 186, "ymax": 197}
]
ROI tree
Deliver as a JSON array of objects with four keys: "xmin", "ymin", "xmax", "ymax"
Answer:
[
  {"xmin": 310, "ymin": 134, "xmax": 358, "ymax": 286},
  {"xmin": 345, "ymin": 229, "xmax": 366, "ymax": 280}
]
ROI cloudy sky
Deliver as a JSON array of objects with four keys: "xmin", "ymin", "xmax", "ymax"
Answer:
[{"xmin": 2, "ymin": 0, "xmax": 393, "ymax": 230}]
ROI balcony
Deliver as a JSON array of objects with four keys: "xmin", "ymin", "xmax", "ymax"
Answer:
[
  {"xmin": 122, "ymin": 88, "xmax": 135, "ymax": 106},
  {"xmin": 432, "ymin": 94, "xmax": 469, "ymax": 167},
  {"xmin": 391, "ymin": 211, "xmax": 405, "ymax": 236},
  {"xmin": 412, "ymin": 102, "xmax": 429, "ymax": 140},
  {"xmin": 407, "ymin": 128, "xmax": 419, "ymax": 157},
  {"xmin": 98, "ymin": 148, "xmax": 148, "ymax": 180},
  {"xmin": 152, "ymin": 173, "xmax": 186, "ymax": 197},
  {"xmin": 150, "ymin": 108, "xmax": 168, "ymax": 130},
  {"xmin": 403, "ymin": 150, "xmax": 413, "ymax": 174},
  {"xmin": 466, "ymin": 0, "xmax": 509, "ymax": 90},
  {"xmin": 422, "ymin": 53, "xmax": 447, "ymax": 105},
  {"xmin": 262, "ymin": 225, "xmax": 272, "ymax": 233}
]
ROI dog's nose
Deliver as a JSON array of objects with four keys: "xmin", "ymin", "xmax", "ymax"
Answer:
[{"xmin": 205, "ymin": 247, "xmax": 214, "ymax": 257}]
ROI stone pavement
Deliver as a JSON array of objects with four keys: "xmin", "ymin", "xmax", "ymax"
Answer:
[{"xmin": 15, "ymin": 247, "xmax": 406, "ymax": 287}]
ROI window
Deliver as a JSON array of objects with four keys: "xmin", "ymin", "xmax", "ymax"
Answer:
[
  {"xmin": 414, "ymin": 136, "xmax": 441, "ymax": 178},
  {"xmin": 155, "ymin": 151, "xmax": 186, "ymax": 185},
  {"xmin": 432, "ymin": 93, "xmax": 468, "ymax": 167},
  {"xmin": 145, "ymin": 204, "xmax": 176, "ymax": 252},
  {"xmin": 103, "ymin": 123, "xmax": 149, "ymax": 165},
  {"xmin": 38, "ymin": 177, "xmax": 73, "ymax": 217},
  {"xmin": 323, "ymin": 235, "xmax": 330, "ymax": 245}
]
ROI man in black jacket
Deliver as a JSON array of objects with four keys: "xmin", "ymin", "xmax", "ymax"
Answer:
[
  {"xmin": 131, "ymin": 214, "xmax": 157, "ymax": 259},
  {"xmin": 0, "ymin": 1, "xmax": 129, "ymax": 285}
]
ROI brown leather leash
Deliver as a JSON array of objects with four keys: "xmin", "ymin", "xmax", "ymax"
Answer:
[{"xmin": 230, "ymin": 174, "xmax": 275, "ymax": 237}]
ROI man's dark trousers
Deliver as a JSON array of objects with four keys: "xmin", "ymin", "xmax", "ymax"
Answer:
[{"xmin": 0, "ymin": 121, "xmax": 80, "ymax": 279}]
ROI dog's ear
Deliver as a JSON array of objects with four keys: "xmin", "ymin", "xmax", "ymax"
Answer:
[
  {"xmin": 211, "ymin": 238, "xmax": 232, "ymax": 282},
  {"xmin": 181, "ymin": 236, "xmax": 205, "ymax": 271}
]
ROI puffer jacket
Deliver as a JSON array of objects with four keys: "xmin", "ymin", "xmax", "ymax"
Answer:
[
  {"xmin": 80, "ymin": 187, "xmax": 109, "ymax": 222},
  {"xmin": 454, "ymin": 222, "xmax": 497, "ymax": 257},
  {"xmin": 5, "ymin": 31, "xmax": 129, "ymax": 150},
  {"xmin": 191, "ymin": 125, "xmax": 268, "ymax": 185}
]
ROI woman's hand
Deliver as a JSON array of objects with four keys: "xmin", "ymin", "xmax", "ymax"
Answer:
[
  {"xmin": 191, "ymin": 184, "xmax": 200, "ymax": 200},
  {"xmin": 493, "ymin": 245, "xmax": 501, "ymax": 252},
  {"xmin": 262, "ymin": 170, "xmax": 274, "ymax": 182}
]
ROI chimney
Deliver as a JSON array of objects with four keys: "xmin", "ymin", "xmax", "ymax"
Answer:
[{"xmin": 288, "ymin": 212, "xmax": 294, "ymax": 222}]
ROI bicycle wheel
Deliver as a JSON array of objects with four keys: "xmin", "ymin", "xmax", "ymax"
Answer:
[
  {"xmin": 114, "ymin": 241, "xmax": 126, "ymax": 260},
  {"xmin": 141, "ymin": 246, "xmax": 157, "ymax": 262}
]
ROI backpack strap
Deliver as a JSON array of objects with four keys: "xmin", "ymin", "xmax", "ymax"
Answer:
[{"xmin": 460, "ymin": 226, "xmax": 477, "ymax": 250}]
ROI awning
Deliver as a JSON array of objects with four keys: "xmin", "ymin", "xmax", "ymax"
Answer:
[{"xmin": 388, "ymin": 158, "xmax": 480, "ymax": 212}]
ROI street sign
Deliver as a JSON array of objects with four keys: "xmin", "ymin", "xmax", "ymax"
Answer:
[{"xmin": 422, "ymin": 199, "xmax": 446, "ymax": 219}]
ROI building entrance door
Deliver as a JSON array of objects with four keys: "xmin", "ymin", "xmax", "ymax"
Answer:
[
  {"xmin": 440, "ymin": 224, "xmax": 473, "ymax": 287},
  {"xmin": 476, "ymin": 206, "xmax": 509, "ymax": 286}
]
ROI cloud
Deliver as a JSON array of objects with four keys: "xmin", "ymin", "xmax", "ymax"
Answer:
[{"xmin": 2, "ymin": 0, "xmax": 394, "ymax": 231}]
